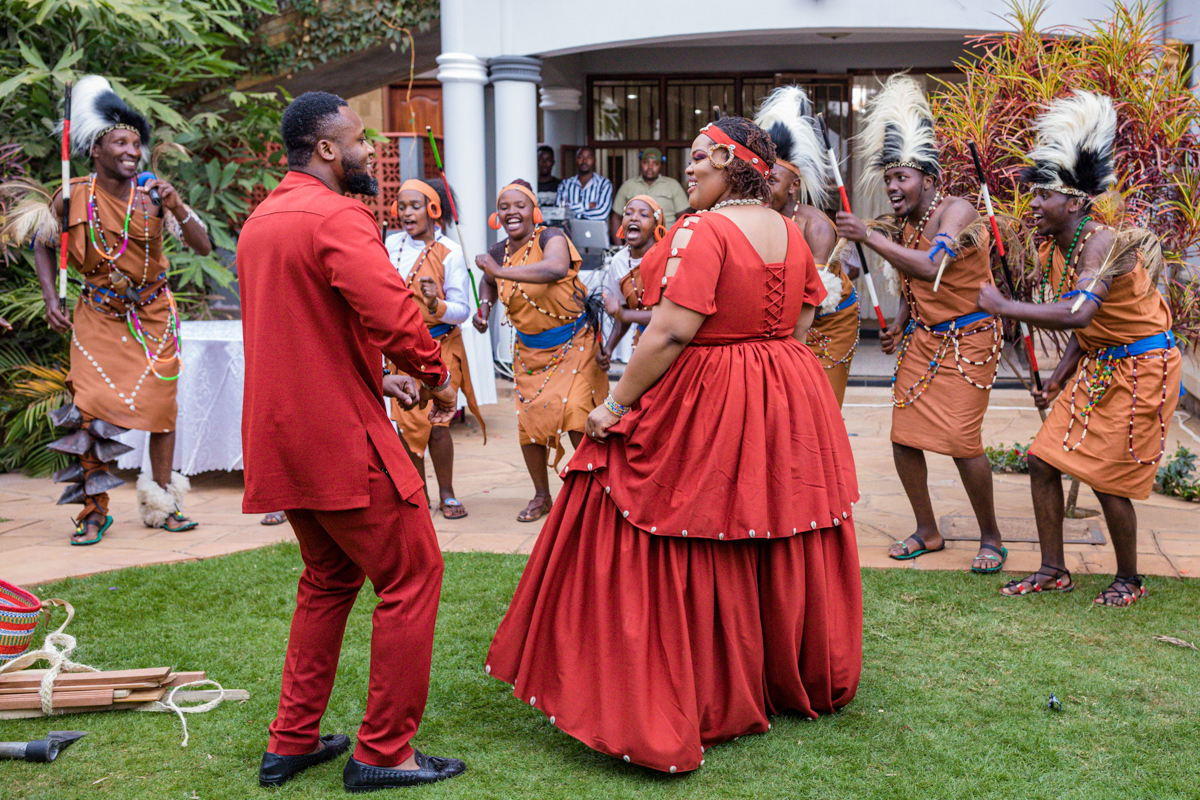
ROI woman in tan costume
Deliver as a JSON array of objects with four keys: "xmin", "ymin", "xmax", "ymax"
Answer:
[
  {"xmin": 978, "ymin": 91, "xmax": 1181, "ymax": 607},
  {"xmin": 473, "ymin": 180, "xmax": 608, "ymax": 522},
  {"xmin": 385, "ymin": 178, "xmax": 486, "ymax": 518}
]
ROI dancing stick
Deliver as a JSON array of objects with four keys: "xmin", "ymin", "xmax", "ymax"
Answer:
[
  {"xmin": 817, "ymin": 114, "xmax": 887, "ymax": 330},
  {"xmin": 967, "ymin": 142, "xmax": 1044, "ymax": 395},
  {"xmin": 932, "ymin": 254, "xmax": 951, "ymax": 293},
  {"xmin": 58, "ymin": 82, "xmax": 72, "ymax": 314},
  {"xmin": 425, "ymin": 126, "xmax": 481, "ymax": 307}
]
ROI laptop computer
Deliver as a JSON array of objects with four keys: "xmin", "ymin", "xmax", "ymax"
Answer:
[{"xmin": 569, "ymin": 219, "xmax": 610, "ymax": 270}]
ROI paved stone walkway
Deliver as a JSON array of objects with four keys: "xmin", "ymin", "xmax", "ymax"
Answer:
[{"xmin": 2, "ymin": 381, "xmax": 1198, "ymax": 588}]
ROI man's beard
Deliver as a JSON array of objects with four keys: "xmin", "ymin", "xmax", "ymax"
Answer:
[{"xmin": 343, "ymin": 152, "xmax": 379, "ymax": 196}]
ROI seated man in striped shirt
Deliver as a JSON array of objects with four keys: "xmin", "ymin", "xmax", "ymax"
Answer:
[{"xmin": 555, "ymin": 147, "xmax": 613, "ymax": 221}]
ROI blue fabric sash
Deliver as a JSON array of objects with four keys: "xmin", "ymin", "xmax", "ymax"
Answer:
[
  {"xmin": 637, "ymin": 324, "xmax": 647, "ymax": 334},
  {"xmin": 1094, "ymin": 330, "xmax": 1175, "ymax": 361},
  {"xmin": 817, "ymin": 287, "xmax": 858, "ymax": 319},
  {"xmin": 428, "ymin": 322, "xmax": 454, "ymax": 338},
  {"xmin": 515, "ymin": 316, "xmax": 585, "ymax": 349},
  {"xmin": 1062, "ymin": 289, "xmax": 1103, "ymax": 307},
  {"xmin": 927, "ymin": 310, "xmax": 992, "ymax": 333}
]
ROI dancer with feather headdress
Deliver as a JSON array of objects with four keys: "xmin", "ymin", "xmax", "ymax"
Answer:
[
  {"xmin": 0, "ymin": 76, "xmax": 211, "ymax": 544},
  {"xmin": 755, "ymin": 86, "xmax": 860, "ymax": 406},
  {"xmin": 834, "ymin": 74, "xmax": 1006, "ymax": 574},
  {"xmin": 976, "ymin": 90, "xmax": 1182, "ymax": 607}
]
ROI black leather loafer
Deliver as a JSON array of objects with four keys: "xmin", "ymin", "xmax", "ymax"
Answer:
[
  {"xmin": 343, "ymin": 750, "xmax": 466, "ymax": 792},
  {"xmin": 259, "ymin": 733, "xmax": 351, "ymax": 787}
]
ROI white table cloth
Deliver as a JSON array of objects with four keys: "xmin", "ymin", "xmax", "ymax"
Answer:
[{"xmin": 117, "ymin": 318, "xmax": 497, "ymax": 476}]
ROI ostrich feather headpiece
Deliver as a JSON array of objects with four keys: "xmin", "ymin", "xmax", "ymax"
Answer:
[
  {"xmin": 1019, "ymin": 90, "xmax": 1117, "ymax": 199},
  {"xmin": 753, "ymin": 85, "xmax": 830, "ymax": 208},
  {"xmin": 856, "ymin": 74, "xmax": 939, "ymax": 192},
  {"xmin": 62, "ymin": 75, "xmax": 151, "ymax": 165}
]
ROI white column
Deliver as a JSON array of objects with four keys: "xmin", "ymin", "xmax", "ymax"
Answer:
[
  {"xmin": 489, "ymin": 56, "xmax": 542, "ymax": 192},
  {"xmin": 437, "ymin": 52, "xmax": 498, "ymax": 405},
  {"xmin": 539, "ymin": 86, "xmax": 583, "ymax": 165},
  {"xmin": 436, "ymin": 53, "xmax": 489, "ymax": 263}
]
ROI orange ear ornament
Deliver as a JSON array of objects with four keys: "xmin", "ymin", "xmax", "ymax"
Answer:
[
  {"xmin": 488, "ymin": 213, "xmax": 502, "ymax": 230},
  {"xmin": 617, "ymin": 225, "xmax": 626, "ymax": 239},
  {"xmin": 654, "ymin": 224, "xmax": 667, "ymax": 241},
  {"xmin": 533, "ymin": 206, "xmax": 544, "ymax": 224}
]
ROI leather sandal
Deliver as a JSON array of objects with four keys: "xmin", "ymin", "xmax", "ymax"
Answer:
[
  {"xmin": 1001, "ymin": 564, "xmax": 1073, "ymax": 596},
  {"xmin": 517, "ymin": 497, "xmax": 553, "ymax": 523},
  {"xmin": 1094, "ymin": 574, "xmax": 1146, "ymax": 608},
  {"xmin": 439, "ymin": 498, "xmax": 468, "ymax": 520},
  {"xmin": 70, "ymin": 515, "xmax": 112, "ymax": 546}
]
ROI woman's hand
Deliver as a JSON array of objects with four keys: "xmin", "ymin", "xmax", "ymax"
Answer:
[
  {"xmin": 585, "ymin": 404, "xmax": 621, "ymax": 440},
  {"xmin": 976, "ymin": 282, "xmax": 1006, "ymax": 316},
  {"xmin": 418, "ymin": 277, "xmax": 440, "ymax": 314},
  {"xmin": 879, "ymin": 322, "xmax": 904, "ymax": 354},
  {"xmin": 475, "ymin": 252, "xmax": 502, "ymax": 278},
  {"xmin": 602, "ymin": 290, "xmax": 623, "ymax": 323},
  {"xmin": 595, "ymin": 347, "xmax": 611, "ymax": 371},
  {"xmin": 472, "ymin": 304, "xmax": 490, "ymax": 333}
]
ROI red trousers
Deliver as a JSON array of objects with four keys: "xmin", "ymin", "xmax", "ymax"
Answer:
[{"xmin": 267, "ymin": 447, "xmax": 444, "ymax": 767}]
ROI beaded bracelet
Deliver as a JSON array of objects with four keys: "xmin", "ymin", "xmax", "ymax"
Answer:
[{"xmin": 603, "ymin": 394, "xmax": 630, "ymax": 418}]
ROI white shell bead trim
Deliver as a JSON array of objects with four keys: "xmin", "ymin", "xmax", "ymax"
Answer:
[
  {"xmin": 623, "ymin": 510, "xmax": 629, "ymax": 518},
  {"xmin": 811, "ymin": 521, "xmax": 817, "ymax": 529},
  {"xmin": 530, "ymin": 697, "xmax": 536, "ymax": 705},
  {"xmin": 623, "ymin": 755, "xmax": 630, "ymax": 763},
  {"xmin": 670, "ymin": 767, "xmax": 677, "ymax": 774},
  {"xmin": 485, "ymin": 664, "xmax": 491, "ymax": 674},
  {"xmin": 550, "ymin": 716, "xmax": 556, "ymax": 724},
  {"xmin": 650, "ymin": 526, "xmax": 657, "ymax": 533},
  {"xmin": 718, "ymin": 532, "xmax": 724, "ymax": 540}
]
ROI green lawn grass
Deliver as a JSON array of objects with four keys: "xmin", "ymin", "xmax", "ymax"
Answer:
[{"xmin": 2, "ymin": 545, "xmax": 1198, "ymax": 800}]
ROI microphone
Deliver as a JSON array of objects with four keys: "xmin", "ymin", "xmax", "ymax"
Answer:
[{"xmin": 137, "ymin": 172, "xmax": 161, "ymax": 206}]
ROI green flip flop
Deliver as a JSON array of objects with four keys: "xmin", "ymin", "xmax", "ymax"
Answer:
[
  {"xmin": 890, "ymin": 532, "xmax": 946, "ymax": 561},
  {"xmin": 971, "ymin": 543, "xmax": 1008, "ymax": 574},
  {"xmin": 70, "ymin": 515, "xmax": 113, "ymax": 546}
]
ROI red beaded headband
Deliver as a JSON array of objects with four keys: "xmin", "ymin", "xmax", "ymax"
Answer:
[{"xmin": 699, "ymin": 123, "xmax": 770, "ymax": 177}]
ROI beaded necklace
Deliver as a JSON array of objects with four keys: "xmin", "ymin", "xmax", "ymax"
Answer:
[
  {"xmin": 890, "ymin": 190, "xmax": 999, "ymax": 408},
  {"xmin": 501, "ymin": 227, "xmax": 583, "ymax": 407},
  {"xmin": 86, "ymin": 174, "xmax": 138, "ymax": 262},
  {"xmin": 1045, "ymin": 216, "xmax": 1091, "ymax": 302},
  {"xmin": 700, "ymin": 198, "xmax": 764, "ymax": 213},
  {"xmin": 84, "ymin": 173, "xmax": 180, "ymax": 382},
  {"xmin": 902, "ymin": 191, "xmax": 943, "ymax": 250},
  {"xmin": 500, "ymin": 227, "xmax": 579, "ymax": 322}
]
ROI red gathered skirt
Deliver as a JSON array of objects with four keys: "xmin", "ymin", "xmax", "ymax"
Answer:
[{"xmin": 486, "ymin": 472, "xmax": 863, "ymax": 773}]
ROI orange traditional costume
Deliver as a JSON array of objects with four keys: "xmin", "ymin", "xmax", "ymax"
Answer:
[
  {"xmin": 807, "ymin": 257, "xmax": 860, "ymax": 406},
  {"xmin": 384, "ymin": 183, "xmax": 485, "ymax": 457},
  {"xmin": 33, "ymin": 77, "xmax": 196, "ymax": 532},
  {"xmin": 488, "ymin": 217, "xmax": 607, "ymax": 467},
  {"xmin": 1028, "ymin": 241, "xmax": 1180, "ymax": 499},
  {"xmin": 888, "ymin": 214, "xmax": 1000, "ymax": 458}
]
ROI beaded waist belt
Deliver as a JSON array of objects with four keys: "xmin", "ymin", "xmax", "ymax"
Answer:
[
  {"xmin": 818, "ymin": 287, "xmax": 858, "ymax": 319},
  {"xmin": 1091, "ymin": 330, "xmax": 1175, "ymax": 361},
  {"xmin": 428, "ymin": 322, "xmax": 455, "ymax": 339},
  {"xmin": 914, "ymin": 310, "xmax": 993, "ymax": 334},
  {"xmin": 515, "ymin": 316, "xmax": 585, "ymax": 349},
  {"xmin": 83, "ymin": 277, "xmax": 168, "ymax": 312}
]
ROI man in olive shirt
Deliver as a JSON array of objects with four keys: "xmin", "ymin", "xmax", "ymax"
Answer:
[{"xmin": 609, "ymin": 147, "xmax": 690, "ymax": 241}]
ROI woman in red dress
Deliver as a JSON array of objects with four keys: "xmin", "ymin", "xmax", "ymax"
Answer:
[{"xmin": 486, "ymin": 117, "xmax": 862, "ymax": 773}]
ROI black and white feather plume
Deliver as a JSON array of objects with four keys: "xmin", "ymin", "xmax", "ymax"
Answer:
[
  {"xmin": 61, "ymin": 75, "xmax": 151, "ymax": 164},
  {"xmin": 856, "ymin": 74, "xmax": 939, "ymax": 193},
  {"xmin": 753, "ymin": 86, "xmax": 830, "ymax": 208},
  {"xmin": 1019, "ymin": 90, "xmax": 1117, "ymax": 198}
]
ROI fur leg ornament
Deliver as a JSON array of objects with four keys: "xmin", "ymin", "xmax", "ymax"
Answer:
[
  {"xmin": 882, "ymin": 262, "xmax": 901, "ymax": 297},
  {"xmin": 137, "ymin": 471, "xmax": 190, "ymax": 528},
  {"xmin": 817, "ymin": 267, "xmax": 844, "ymax": 315}
]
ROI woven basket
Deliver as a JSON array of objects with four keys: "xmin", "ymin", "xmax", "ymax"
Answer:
[{"xmin": 0, "ymin": 580, "xmax": 41, "ymax": 665}]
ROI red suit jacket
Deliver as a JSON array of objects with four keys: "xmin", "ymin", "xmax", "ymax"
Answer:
[{"xmin": 238, "ymin": 171, "xmax": 448, "ymax": 512}]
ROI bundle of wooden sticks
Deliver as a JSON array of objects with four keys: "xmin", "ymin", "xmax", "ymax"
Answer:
[{"xmin": 0, "ymin": 667, "xmax": 244, "ymax": 719}]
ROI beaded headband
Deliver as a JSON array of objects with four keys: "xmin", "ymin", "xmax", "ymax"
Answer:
[
  {"xmin": 94, "ymin": 123, "xmax": 142, "ymax": 145},
  {"xmin": 1030, "ymin": 182, "xmax": 1094, "ymax": 200},
  {"xmin": 882, "ymin": 160, "xmax": 927, "ymax": 174},
  {"xmin": 699, "ymin": 123, "xmax": 771, "ymax": 177}
]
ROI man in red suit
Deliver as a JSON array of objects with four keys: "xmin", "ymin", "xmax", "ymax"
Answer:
[{"xmin": 238, "ymin": 91, "xmax": 467, "ymax": 791}]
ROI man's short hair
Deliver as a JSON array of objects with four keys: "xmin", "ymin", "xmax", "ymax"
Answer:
[
  {"xmin": 281, "ymin": 91, "xmax": 349, "ymax": 168},
  {"xmin": 537, "ymin": 145, "xmax": 554, "ymax": 158}
]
